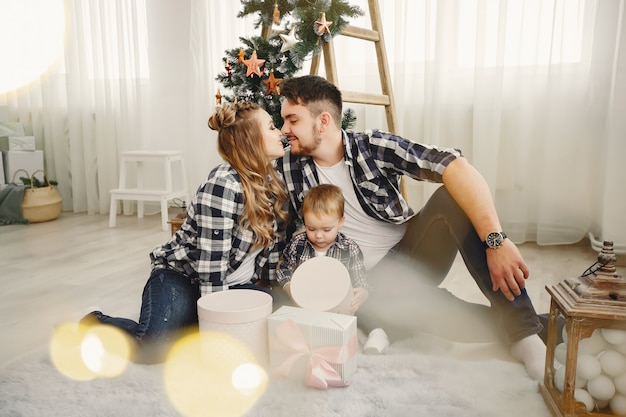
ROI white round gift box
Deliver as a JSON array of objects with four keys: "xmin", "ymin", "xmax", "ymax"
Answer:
[
  {"xmin": 197, "ymin": 289, "xmax": 273, "ymax": 365},
  {"xmin": 290, "ymin": 256, "xmax": 353, "ymax": 314}
]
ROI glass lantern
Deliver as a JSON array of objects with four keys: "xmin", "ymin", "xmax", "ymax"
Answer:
[{"xmin": 541, "ymin": 241, "xmax": 626, "ymax": 416}]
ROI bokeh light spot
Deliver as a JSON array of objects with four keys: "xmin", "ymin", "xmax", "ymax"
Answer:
[
  {"xmin": 80, "ymin": 325, "xmax": 131, "ymax": 378},
  {"xmin": 0, "ymin": 0, "xmax": 65, "ymax": 93},
  {"xmin": 163, "ymin": 331, "xmax": 268, "ymax": 417},
  {"xmin": 232, "ymin": 362, "xmax": 268, "ymax": 396},
  {"xmin": 49, "ymin": 323, "xmax": 97, "ymax": 381}
]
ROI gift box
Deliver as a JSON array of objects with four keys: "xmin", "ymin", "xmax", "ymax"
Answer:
[
  {"xmin": 8, "ymin": 136, "xmax": 36, "ymax": 151},
  {"xmin": 0, "ymin": 122, "xmax": 26, "ymax": 151},
  {"xmin": 268, "ymin": 305, "xmax": 358, "ymax": 389},
  {"xmin": 290, "ymin": 257, "xmax": 353, "ymax": 314},
  {"xmin": 0, "ymin": 122, "xmax": 25, "ymax": 137},
  {"xmin": 2, "ymin": 150, "xmax": 44, "ymax": 183},
  {"xmin": 197, "ymin": 289, "xmax": 273, "ymax": 366}
]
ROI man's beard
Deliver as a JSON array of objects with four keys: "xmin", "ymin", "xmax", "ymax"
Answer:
[{"xmin": 291, "ymin": 126, "xmax": 322, "ymax": 155}]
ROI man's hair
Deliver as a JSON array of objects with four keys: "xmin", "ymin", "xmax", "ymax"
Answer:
[
  {"xmin": 280, "ymin": 75, "xmax": 343, "ymax": 127},
  {"xmin": 302, "ymin": 184, "xmax": 345, "ymax": 220}
]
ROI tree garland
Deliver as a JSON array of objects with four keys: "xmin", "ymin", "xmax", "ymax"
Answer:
[{"xmin": 216, "ymin": 0, "xmax": 363, "ymax": 129}]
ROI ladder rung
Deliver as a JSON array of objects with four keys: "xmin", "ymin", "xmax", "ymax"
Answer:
[
  {"xmin": 342, "ymin": 91, "xmax": 390, "ymax": 106},
  {"xmin": 341, "ymin": 25, "xmax": 379, "ymax": 42}
]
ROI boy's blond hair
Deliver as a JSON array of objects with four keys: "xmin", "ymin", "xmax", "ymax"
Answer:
[{"xmin": 302, "ymin": 184, "xmax": 344, "ymax": 220}]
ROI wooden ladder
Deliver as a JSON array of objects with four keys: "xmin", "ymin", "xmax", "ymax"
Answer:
[
  {"xmin": 309, "ymin": 0, "xmax": 406, "ymax": 196},
  {"xmin": 309, "ymin": 0, "xmax": 398, "ymax": 134}
]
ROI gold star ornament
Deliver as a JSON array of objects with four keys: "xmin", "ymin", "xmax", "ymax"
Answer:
[
  {"xmin": 263, "ymin": 69, "xmax": 282, "ymax": 95},
  {"xmin": 315, "ymin": 12, "xmax": 333, "ymax": 36},
  {"xmin": 243, "ymin": 50, "xmax": 266, "ymax": 78}
]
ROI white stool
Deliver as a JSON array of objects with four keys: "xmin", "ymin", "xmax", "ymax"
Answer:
[{"xmin": 109, "ymin": 150, "xmax": 188, "ymax": 231}]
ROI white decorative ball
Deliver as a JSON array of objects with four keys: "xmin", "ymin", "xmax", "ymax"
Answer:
[
  {"xmin": 577, "ymin": 354, "xmax": 602, "ymax": 380},
  {"xmin": 596, "ymin": 398, "xmax": 610, "ymax": 409},
  {"xmin": 614, "ymin": 372, "xmax": 626, "ymax": 396},
  {"xmin": 554, "ymin": 365, "xmax": 585, "ymax": 392},
  {"xmin": 602, "ymin": 329, "xmax": 626, "ymax": 346},
  {"xmin": 588, "ymin": 374, "xmax": 616, "ymax": 401},
  {"xmin": 554, "ymin": 343, "xmax": 567, "ymax": 364},
  {"xmin": 554, "ymin": 366, "xmax": 566, "ymax": 392},
  {"xmin": 611, "ymin": 393, "xmax": 626, "ymax": 415},
  {"xmin": 600, "ymin": 350, "xmax": 626, "ymax": 377},
  {"xmin": 614, "ymin": 342, "xmax": 626, "ymax": 355},
  {"xmin": 574, "ymin": 388, "xmax": 595, "ymax": 412},
  {"xmin": 579, "ymin": 330, "xmax": 607, "ymax": 356}
]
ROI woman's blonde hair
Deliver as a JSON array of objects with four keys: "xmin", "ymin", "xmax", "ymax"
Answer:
[{"xmin": 208, "ymin": 102, "xmax": 289, "ymax": 247}]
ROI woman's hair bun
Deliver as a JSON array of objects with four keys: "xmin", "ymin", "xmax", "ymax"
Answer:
[
  {"xmin": 208, "ymin": 101, "xmax": 259, "ymax": 132},
  {"xmin": 208, "ymin": 104, "xmax": 236, "ymax": 132}
]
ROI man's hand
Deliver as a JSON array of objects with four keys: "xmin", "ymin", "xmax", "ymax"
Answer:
[
  {"xmin": 350, "ymin": 287, "xmax": 369, "ymax": 314},
  {"xmin": 486, "ymin": 240, "xmax": 530, "ymax": 301}
]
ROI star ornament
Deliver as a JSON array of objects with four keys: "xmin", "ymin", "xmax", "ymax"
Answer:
[
  {"xmin": 215, "ymin": 89, "xmax": 222, "ymax": 105},
  {"xmin": 315, "ymin": 12, "xmax": 333, "ymax": 36},
  {"xmin": 243, "ymin": 50, "xmax": 265, "ymax": 78},
  {"xmin": 263, "ymin": 69, "xmax": 282, "ymax": 95},
  {"xmin": 279, "ymin": 26, "xmax": 299, "ymax": 53}
]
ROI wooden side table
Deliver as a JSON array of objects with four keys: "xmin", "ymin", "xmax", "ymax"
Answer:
[{"xmin": 168, "ymin": 212, "xmax": 186, "ymax": 235}]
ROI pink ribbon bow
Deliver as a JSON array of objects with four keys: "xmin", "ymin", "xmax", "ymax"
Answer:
[{"xmin": 270, "ymin": 319, "xmax": 358, "ymax": 389}]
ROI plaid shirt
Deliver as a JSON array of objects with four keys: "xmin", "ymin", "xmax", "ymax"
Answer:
[
  {"xmin": 150, "ymin": 163, "xmax": 284, "ymax": 295},
  {"xmin": 277, "ymin": 129, "xmax": 462, "ymax": 226},
  {"xmin": 276, "ymin": 231, "xmax": 369, "ymax": 290}
]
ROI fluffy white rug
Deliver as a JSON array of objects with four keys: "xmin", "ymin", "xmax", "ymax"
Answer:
[{"xmin": 0, "ymin": 332, "xmax": 552, "ymax": 417}]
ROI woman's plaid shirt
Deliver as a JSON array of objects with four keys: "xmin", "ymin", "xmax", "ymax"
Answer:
[{"xmin": 150, "ymin": 163, "xmax": 284, "ymax": 295}]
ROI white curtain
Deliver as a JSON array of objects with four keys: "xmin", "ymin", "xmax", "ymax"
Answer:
[
  {"xmin": 334, "ymin": 0, "xmax": 626, "ymax": 249},
  {"xmin": 1, "ymin": 0, "xmax": 624, "ymax": 251}
]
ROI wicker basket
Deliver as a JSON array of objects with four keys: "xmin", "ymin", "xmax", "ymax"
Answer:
[{"xmin": 17, "ymin": 169, "xmax": 62, "ymax": 223}]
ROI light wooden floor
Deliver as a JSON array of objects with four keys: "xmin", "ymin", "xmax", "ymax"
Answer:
[{"xmin": 0, "ymin": 210, "xmax": 620, "ymax": 369}]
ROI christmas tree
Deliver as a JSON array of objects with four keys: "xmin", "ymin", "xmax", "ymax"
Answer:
[{"xmin": 215, "ymin": 0, "xmax": 363, "ymax": 129}]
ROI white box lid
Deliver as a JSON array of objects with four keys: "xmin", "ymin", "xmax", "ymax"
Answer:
[{"xmin": 197, "ymin": 289, "xmax": 272, "ymax": 324}]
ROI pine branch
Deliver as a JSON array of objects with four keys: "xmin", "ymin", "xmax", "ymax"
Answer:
[{"xmin": 217, "ymin": 0, "xmax": 364, "ymax": 127}]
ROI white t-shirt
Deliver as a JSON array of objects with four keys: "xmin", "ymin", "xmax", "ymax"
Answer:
[
  {"xmin": 226, "ymin": 247, "xmax": 262, "ymax": 286},
  {"xmin": 315, "ymin": 160, "xmax": 407, "ymax": 270}
]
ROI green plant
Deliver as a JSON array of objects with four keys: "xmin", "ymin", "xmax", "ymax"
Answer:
[{"xmin": 18, "ymin": 176, "xmax": 58, "ymax": 188}]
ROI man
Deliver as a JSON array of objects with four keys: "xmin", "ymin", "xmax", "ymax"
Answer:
[{"xmin": 276, "ymin": 75, "xmax": 547, "ymax": 381}]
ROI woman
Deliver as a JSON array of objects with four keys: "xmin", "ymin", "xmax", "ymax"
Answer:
[{"xmin": 83, "ymin": 102, "xmax": 289, "ymax": 363}]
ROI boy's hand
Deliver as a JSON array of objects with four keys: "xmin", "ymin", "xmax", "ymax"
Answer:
[{"xmin": 350, "ymin": 288, "xmax": 369, "ymax": 314}]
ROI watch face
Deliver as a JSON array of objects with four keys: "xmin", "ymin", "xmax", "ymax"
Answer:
[{"xmin": 486, "ymin": 232, "xmax": 503, "ymax": 248}]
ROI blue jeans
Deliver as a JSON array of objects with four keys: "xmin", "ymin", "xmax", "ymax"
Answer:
[
  {"xmin": 366, "ymin": 186, "xmax": 543, "ymax": 344},
  {"xmin": 91, "ymin": 268, "xmax": 272, "ymax": 363}
]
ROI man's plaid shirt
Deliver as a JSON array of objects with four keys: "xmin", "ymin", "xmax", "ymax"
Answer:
[
  {"xmin": 277, "ymin": 129, "xmax": 462, "ymax": 226},
  {"xmin": 276, "ymin": 231, "xmax": 369, "ymax": 290},
  {"xmin": 150, "ymin": 163, "xmax": 284, "ymax": 295}
]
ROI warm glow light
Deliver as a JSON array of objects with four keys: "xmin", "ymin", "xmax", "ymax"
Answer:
[
  {"xmin": 163, "ymin": 332, "xmax": 268, "ymax": 417},
  {"xmin": 0, "ymin": 0, "xmax": 65, "ymax": 93},
  {"xmin": 231, "ymin": 363, "xmax": 268, "ymax": 396},
  {"xmin": 80, "ymin": 325, "xmax": 131, "ymax": 378},
  {"xmin": 50, "ymin": 323, "xmax": 97, "ymax": 381},
  {"xmin": 50, "ymin": 322, "xmax": 130, "ymax": 380}
]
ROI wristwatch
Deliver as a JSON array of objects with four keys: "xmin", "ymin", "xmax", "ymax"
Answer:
[{"xmin": 484, "ymin": 231, "xmax": 507, "ymax": 249}]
